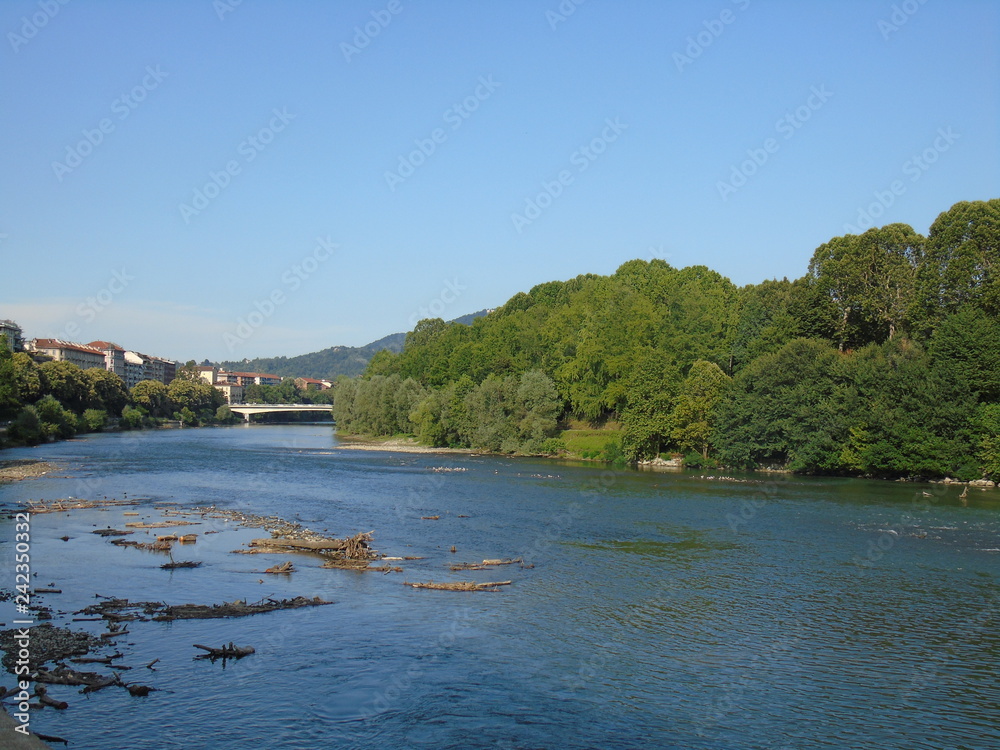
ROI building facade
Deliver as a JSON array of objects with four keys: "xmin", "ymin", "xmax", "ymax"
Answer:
[
  {"xmin": 29, "ymin": 339, "xmax": 106, "ymax": 370},
  {"xmin": 87, "ymin": 341, "xmax": 126, "ymax": 378},
  {"xmin": 0, "ymin": 320, "xmax": 24, "ymax": 352}
]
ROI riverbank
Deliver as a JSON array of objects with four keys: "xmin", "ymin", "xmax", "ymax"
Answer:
[
  {"xmin": 0, "ymin": 460, "xmax": 64, "ymax": 484},
  {"xmin": 335, "ymin": 436, "xmax": 477, "ymax": 455}
]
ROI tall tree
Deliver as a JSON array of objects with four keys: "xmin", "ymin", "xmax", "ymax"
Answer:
[
  {"xmin": 671, "ymin": 360, "xmax": 731, "ymax": 458},
  {"xmin": 915, "ymin": 199, "xmax": 1000, "ymax": 329},
  {"xmin": 807, "ymin": 224, "xmax": 924, "ymax": 348}
]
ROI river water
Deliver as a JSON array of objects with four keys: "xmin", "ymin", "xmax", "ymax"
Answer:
[{"xmin": 0, "ymin": 425, "xmax": 998, "ymax": 750}]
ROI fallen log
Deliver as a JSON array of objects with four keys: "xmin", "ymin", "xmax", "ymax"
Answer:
[
  {"xmin": 125, "ymin": 521, "xmax": 200, "ymax": 528},
  {"xmin": 249, "ymin": 537, "xmax": 348, "ymax": 551},
  {"xmin": 450, "ymin": 557, "xmax": 523, "ymax": 571},
  {"xmin": 34, "ymin": 685, "xmax": 68, "ymax": 710},
  {"xmin": 403, "ymin": 580, "xmax": 512, "ymax": 591},
  {"xmin": 194, "ymin": 642, "xmax": 255, "ymax": 659},
  {"xmin": 70, "ymin": 652, "xmax": 123, "ymax": 665},
  {"xmin": 160, "ymin": 561, "xmax": 201, "ymax": 570},
  {"xmin": 93, "ymin": 529, "xmax": 133, "ymax": 537},
  {"xmin": 265, "ymin": 561, "xmax": 294, "ymax": 574},
  {"xmin": 35, "ymin": 587, "xmax": 62, "ymax": 594},
  {"xmin": 421, "ymin": 515, "xmax": 440, "ymax": 520}
]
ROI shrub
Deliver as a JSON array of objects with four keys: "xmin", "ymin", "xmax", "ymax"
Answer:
[{"xmin": 81, "ymin": 409, "xmax": 107, "ymax": 433}]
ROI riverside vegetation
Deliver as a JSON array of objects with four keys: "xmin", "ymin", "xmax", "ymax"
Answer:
[
  {"xmin": 0, "ymin": 357, "xmax": 333, "ymax": 447},
  {"xmin": 335, "ymin": 199, "xmax": 1000, "ymax": 480}
]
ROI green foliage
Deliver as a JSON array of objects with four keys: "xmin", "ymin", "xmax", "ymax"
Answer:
[
  {"xmin": 0, "ymin": 344, "xmax": 20, "ymax": 420},
  {"xmin": 131, "ymin": 380, "xmax": 170, "ymax": 417},
  {"xmin": 682, "ymin": 451, "xmax": 719, "ymax": 470},
  {"xmin": 167, "ymin": 378, "xmax": 224, "ymax": 414},
  {"xmin": 928, "ymin": 307, "xmax": 1000, "ymax": 401},
  {"xmin": 9, "ymin": 405, "xmax": 43, "ymax": 445},
  {"xmin": 620, "ymin": 349, "xmax": 680, "ymax": 462},
  {"xmin": 80, "ymin": 409, "xmax": 108, "ymax": 433},
  {"xmin": 714, "ymin": 339, "xmax": 852, "ymax": 472},
  {"xmin": 345, "ymin": 200, "xmax": 995, "ymax": 478},
  {"xmin": 808, "ymin": 224, "xmax": 924, "ymax": 348},
  {"xmin": 215, "ymin": 405, "xmax": 236, "ymax": 423},
  {"xmin": 37, "ymin": 360, "xmax": 91, "ymax": 412},
  {"xmin": 916, "ymin": 199, "xmax": 1000, "ymax": 328},
  {"xmin": 84, "ymin": 368, "xmax": 129, "ymax": 414},
  {"xmin": 671, "ymin": 360, "xmax": 730, "ymax": 459},
  {"xmin": 178, "ymin": 406, "xmax": 198, "ymax": 426},
  {"xmin": 34, "ymin": 394, "xmax": 78, "ymax": 439},
  {"xmin": 121, "ymin": 405, "xmax": 145, "ymax": 429}
]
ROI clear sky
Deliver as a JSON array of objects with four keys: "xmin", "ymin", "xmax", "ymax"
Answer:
[{"xmin": 2, "ymin": 0, "xmax": 998, "ymax": 363}]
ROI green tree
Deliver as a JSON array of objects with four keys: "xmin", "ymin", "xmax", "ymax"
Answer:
[
  {"xmin": 33, "ymin": 394, "xmax": 77, "ymax": 439},
  {"xmin": 0, "ymin": 344, "xmax": 21, "ymax": 420},
  {"xmin": 37, "ymin": 360, "xmax": 91, "ymax": 412},
  {"xmin": 81, "ymin": 409, "xmax": 108, "ymax": 432},
  {"xmin": 928, "ymin": 307, "xmax": 1000, "ymax": 401},
  {"xmin": 168, "ymin": 378, "xmax": 224, "ymax": 414},
  {"xmin": 131, "ymin": 380, "xmax": 170, "ymax": 417},
  {"xmin": 83, "ymin": 368, "xmax": 128, "ymax": 414},
  {"xmin": 714, "ymin": 339, "xmax": 853, "ymax": 471},
  {"xmin": 620, "ymin": 349, "xmax": 681, "ymax": 461},
  {"xmin": 840, "ymin": 340, "xmax": 978, "ymax": 477},
  {"xmin": 9, "ymin": 405, "xmax": 43, "ymax": 445},
  {"xmin": 808, "ymin": 224, "xmax": 924, "ymax": 348},
  {"xmin": 915, "ymin": 199, "xmax": 1000, "ymax": 328},
  {"xmin": 671, "ymin": 360, "xmax": 731, "ymax": 459},
  {"xmin": 10, "ymin": 352, "xmax": 42, "ymax": 405}
]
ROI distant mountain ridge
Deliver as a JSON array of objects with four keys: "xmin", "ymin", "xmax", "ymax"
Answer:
[{"xmin": 215, "ymin": 309, "xmax": 491, "ymax": 380}]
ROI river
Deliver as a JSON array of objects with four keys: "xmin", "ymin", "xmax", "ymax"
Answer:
[{"xmin": 1, "ymin": 425, "xmax": 998, "ymax": 749}]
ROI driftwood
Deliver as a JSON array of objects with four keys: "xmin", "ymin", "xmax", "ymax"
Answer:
[
  {"xmin": 36, "ymin": 733, "xmax": 69, "ymax": 745},
  {"xmin": 194, "ymin": 642, "xmax": 255, "ymax": 659},
  {"xmin": 33, "ymin": 666, "xmax": 120, "ymax": 690},
  {"xmin": 93, "ymin": 529, "xmax": 133, "ymax": 537},
  {"xmin": 76, "ymin": 595, "xmax": 332, "ymax": 622},
  {"xmin": 421, "ymin": 515, "xmax": 440, "ymax": 520},
  {"xmin": 70, "ymin": 652, "xmax": 124, "ymax": 665},
  {"xmin": 250, "ymin": 537, "xmax": 347, "ymax": 551},
  {"xmin": 179, "ymin": 534, "xmax": 197, "ymax": 543},
  {"xmin": 25, "ymin": 498, "xmax": 136, "ymax": 514},
  {"xmin": 403, "ymin": 580, "xmax": 512, "ymax": 591},
  {"xmin": 156, "ymin": 534, "xmax": 178, "ymax": 542},
  {"xmin": 125, "ymin": 520, "xmax": 200, "ymax": 529},
  {"xmin": 265, "ymin": 561, "xmax": 294, "ymax": 574},
  {"xmin": 36, "ymin": 587, "xmax": 62, "ymax": 594},
  {"xmin": 450, "ymin": 557, "xmax": 523, "ymax": 571},
  {"xmin": 161, "ymin": 561, "xmax": 201, "ymax": 570},
  {"xmin": 34, "ymin": 685, "xmax": 68, "ymax": 710}
]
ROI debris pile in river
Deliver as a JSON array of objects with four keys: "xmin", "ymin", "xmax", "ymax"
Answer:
[
  {"xmin": 75, "ymin": 595, "xmax": 332, "ymax": 622},
  {"xmin": 0, "ymin": 624, "xmax": 101, "ymax": 673},
  {"xmin": 403, "ymin": 580, "xmax": 512, "ymax": 592}
]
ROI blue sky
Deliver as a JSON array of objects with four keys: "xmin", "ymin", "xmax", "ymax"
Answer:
[{"xmin": 2, "ymin": 0, "xmax": 998, "ymax": 363}]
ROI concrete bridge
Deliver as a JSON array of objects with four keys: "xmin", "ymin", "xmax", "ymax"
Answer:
[{"xmin": 228, "ymin": 403, "xmax": 334, "ymax": 422}]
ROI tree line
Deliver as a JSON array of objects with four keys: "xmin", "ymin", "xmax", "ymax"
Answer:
[
  {"xmin": 0, "ymin": 354, "xmax": 232, "ymax": 445},
  {"xmin": 335, "ymin": 199, "xmax": 1000, "ymax": 479}
]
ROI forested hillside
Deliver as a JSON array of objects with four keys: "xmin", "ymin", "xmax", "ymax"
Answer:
[
  {"xmin": 333, "ymin": 200, "xmax": 1000, "ymax": 479},
  {"xmin": 217, "ymin": 311, "xmax": 491, "ymax": 379}
]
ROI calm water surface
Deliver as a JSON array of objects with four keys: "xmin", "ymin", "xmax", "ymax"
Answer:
[{"xmin": 1, "ymin": 425, "xmax": 998, "ymax": 750}]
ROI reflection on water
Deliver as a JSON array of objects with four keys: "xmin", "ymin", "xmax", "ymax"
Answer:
[{"xmin": 0, "ymin": 425, "xmax": 997, "ymax": 750}]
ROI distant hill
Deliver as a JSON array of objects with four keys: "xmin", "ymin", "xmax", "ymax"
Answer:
[{"xmin": 215, "ymin": 309, "xmax": 491, "ymax": 380}]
